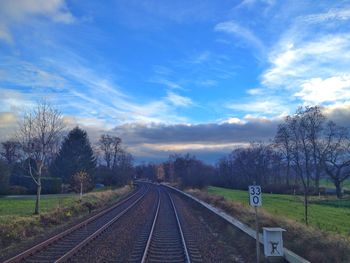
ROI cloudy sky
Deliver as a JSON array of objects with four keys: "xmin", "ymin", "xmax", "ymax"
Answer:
[{"xmin": 1, "ymin": 0, "xmax": 350, "ymax": 162}]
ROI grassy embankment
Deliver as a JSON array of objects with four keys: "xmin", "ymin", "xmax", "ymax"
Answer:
[
  {"xmin": 190, "ymin": 186, "xmax": 350, "ymax": 262},
  {"xmin": 0, "ymin": 195, "xmax": 78, "ymax": 218},
  {"xmin": 208, "ymin": 186, "xmax": 350, "ymax": 235},
  {"xmin": 0, "ymin": 186, "xmax": 132, "ymax": 256}
]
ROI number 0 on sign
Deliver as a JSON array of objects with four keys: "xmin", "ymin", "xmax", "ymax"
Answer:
[{"xmin": 249, "ymin": 185, "xmax": 262, "ymax": 207}]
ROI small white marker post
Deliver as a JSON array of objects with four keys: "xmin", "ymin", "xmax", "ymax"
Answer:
[{"xmin": 249, "ymin": 185, "xmax": 262, "ymax": 263}]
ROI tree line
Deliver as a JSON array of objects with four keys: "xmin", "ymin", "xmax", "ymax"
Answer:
[
  {"xmin": 0, "ymin": 102, "xmax": 133, "ymax": 214},
  {"xmin": 135, "ymin": 106, "xmax": 350, "ymax": 225},
  {"xmin": 1, "ymin": 103, "xmax": 349, "ymax": 223},
  {"xmin": 135, "ymin": 154, "xmax": 214, "ymax": 189},
  {"xmin": 134, "ymin": 106, "xmax": 350, "ymax": 200},
  {"xmin": 216, "ymin": 107, "xmax": 350, "ymax": 192}
]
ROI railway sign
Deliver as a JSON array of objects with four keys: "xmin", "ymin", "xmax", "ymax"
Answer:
[
  {"xmin": 263, "ymin": 227, "xmax": 286, "ymax": 257},
  {"xmin": 249, "ymin": 185, "xmax": 262, "ymax": 207}
]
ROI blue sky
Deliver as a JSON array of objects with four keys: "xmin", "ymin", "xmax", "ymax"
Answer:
[{"xmin": 1, "ymin": 0, "xmax": 350, "ymax": 162}]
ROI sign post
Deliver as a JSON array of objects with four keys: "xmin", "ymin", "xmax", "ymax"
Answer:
[{"xmin": 249, "ymin": 185, "xmax": 262, "ymax": 263}]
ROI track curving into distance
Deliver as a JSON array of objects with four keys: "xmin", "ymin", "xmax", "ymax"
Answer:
[{"xmin": 129, "ymin": 186, "xmax": 193, "ymax": 263}]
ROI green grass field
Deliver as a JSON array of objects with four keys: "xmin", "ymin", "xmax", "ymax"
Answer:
[
  {"xmin": 207, "ymin": 186, "xmax": 350, "ymax": 236},
  {"xmin": 320, "ymin": 178, "xmax": 350, "ymax": 190},
  {"xmin": 0, "ymin": 194, "xmax": 79, "ymax": 219},
  {"xmin": 0, "ymin": 186, "xmax": 131, "ymax": 255}
]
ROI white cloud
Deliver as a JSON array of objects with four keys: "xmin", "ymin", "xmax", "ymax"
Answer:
[
  {"xmin": 262, "ymin": 34, "xmax": 350, "ymax": 88},
  {"xmin": 221, "ymin": 117, "xmax": 246, "ymax": 124},
  {"xmin": 259, "ymin": 4, "xmax": 350, "ymax": 109},
  {"xmin": 0, "ymin": 112, "xmax": 18, "ymax": 140},
  {"xmin": 322, "ymin": 102, "xmax": 350, "ymax": 128},
  {"xmin": 0, "ymin": 89, "xmax": 36, "ymax": 112},
  {"xmin": 63, "ymin": 115, "xmax": 114, "ymax": 130},
  {"xmin": 0, "ymin": 24, "xmax": 12, "ymax": 43},
  {"xmin": 294, "ymin": 75, "xmax": 350, "ymax": 104},
  {"xmin": 43, "ymin": 55, "xmax": 193, "ymax": 124},
  {"xmin": 0, "ymin": 53, "xmax": 195, "ymax": 128},
  {"xmin": 140, "ymin": 142, "xmax": 248, "ymax": 152},
  {"xmin": 0, "ymin": 0, "xmax": 74, "ymax": 23},
  {"xmin": 226, "ymin": 98, "xmax": 290, "ymax": 116},
  {"xmin": 214, "ymin": 20, "xmax": 265, "ymax": 54},
  {"xmin": 214, "ymin": 4, "xmax": 350, "ymax": 119},
  {"xmin": 196, "ymin": 79, "xmax": 217, "ymax": 87},
  {"xmin": 246, "ymin": 88, "xmax": 263, "ymax": 95},
  {"xmin": 166, "ymin": 91, "xmax": 193, "ymax": 107},
  {"xmin": 0, "ymin": 59, "xmax": 67, "ymax": 90},
  {"xmin": 150, "ymin": 78, "xmax": 183, "ymax": 90},
  {"xmin": 0, "ymin": 0, "xmax": 74, "ymax": 43},
  {"xmin": 236, "ymin": 0, "xmax": 275, "ymax": 9},
  {"xmin": 0, "ymin": 112, "xmax": 17, "ymax": 128},
  {"xmin": 237, "ymin": 0, "xmax": 256, "ymax": 7},
  {"xmin": 303, "ymin": 8, "xmax": 350, "ymax": 23},
  {"xmin": 243, "ymin": 114, "xmax": 278, "ymax": 123}
]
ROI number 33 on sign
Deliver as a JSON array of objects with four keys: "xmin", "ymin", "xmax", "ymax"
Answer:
[{"xmin": 249, "ymin": 185, "xmax": 262, "ymax": 207}]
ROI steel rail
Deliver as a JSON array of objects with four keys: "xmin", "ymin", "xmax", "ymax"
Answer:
[
  {"xmin": 55, "ymin": 186, "xmax": 148, "ymax": 262},
  {"xmin": 4, "ymin": 184, "xmax": 147, "ymax": 263},
  {"xmin": 140, "ymin": 188, "xmax": 161, "ymax": 263},
  {"xmin": 141, "ymin": 187, "xmax": 191, "ymax": 263},
  {"xmin": 163, "ymin": 183, "xmax": 311, "ymax": 263},
  {"xmin": 167, "ymin": 190, "xmax": 191, "ymax": 263}
]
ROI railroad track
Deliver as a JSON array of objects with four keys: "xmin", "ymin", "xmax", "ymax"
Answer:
[
  {"xmin": 129, "ymin": 186, "xmax": 202, "ymax": 263},
  {"xmin": 4, "ymin": 184, "xmax": 149, "ymax": 263}
]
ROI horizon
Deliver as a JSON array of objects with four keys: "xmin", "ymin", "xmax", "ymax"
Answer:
[{"xmin": 1, "ymin": 0, "xmax": 350, "ymax": 163}]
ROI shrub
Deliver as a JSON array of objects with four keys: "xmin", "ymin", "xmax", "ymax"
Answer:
[
  {"xmin": 263, "ymin": 184, "xmax": 301, "ymax": 194},
  {"xmin": 9, "ymin": 185, "xmax": 28, "ymax": 195},
  {"xmin": 10, "ymin": 176, "xmax": 62, "ymax": 194}
]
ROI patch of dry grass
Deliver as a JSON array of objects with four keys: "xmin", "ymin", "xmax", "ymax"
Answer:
[{"xmin": 187, "ymin": 189, "xmax": 350, "ymax": 263}]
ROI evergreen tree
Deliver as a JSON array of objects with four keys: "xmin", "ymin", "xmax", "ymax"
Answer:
[{"xmin": 51, "ymin": 127, "xmax": 96, "ymax": 184}]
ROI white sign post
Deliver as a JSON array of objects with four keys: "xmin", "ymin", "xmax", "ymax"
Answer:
[
  {"xmin": 249, "ymin": 185, "xmax": 262, "ymax": 263},
  {"xmin": 249, "ymin": 185, "xmax": 262, "ymax": 207}
]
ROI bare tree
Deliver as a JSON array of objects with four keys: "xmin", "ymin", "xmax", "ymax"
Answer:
[
  {"xmin": 18, "ymin": 102, "xmax": 64, "ymax": 214},
  {"xmin": 72, "ymin": 171, "xmax": 90, "ymax": 200},
  {"xmin": 304, "ymin": 106, "xmax": 325, "ymax": 192},
  {"xmin": 98, "ymin": 134, "xmax": 113, "ymax": 168},
  {"xmin": 114, "ymin": 150, "xmax": 134, "ymax": 185},
  {"xmin": 1, "ymin": 140, "xmax": 21, "ymax": 164},
  {"xmin": 275, "ymin": 123, "xmax": 292, "ymax": 187},
  {"xmin": 288, "ymin": 112, "xmax": 313, "ymax": 224},
  {"xmin": 270, "ymin": 150, "xmax": 284, "ymax": 185},
  {"xmin": 284, "ymin": 107, "xmax": 325, "ymax": 225},
  {"xmin": 156, "ymin": 164, "xmax": 165, "ymax": 182},
  {"xmin": 98, "ymin": 134, "xmax": 122, "ymax": 169},
  {"xmin": 111, "ymin": 136, "xmax": 122, "ymax": 169},
  {"xmin": 321, "ymin": 121, "xmax": 350, "ymax": 198}
]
